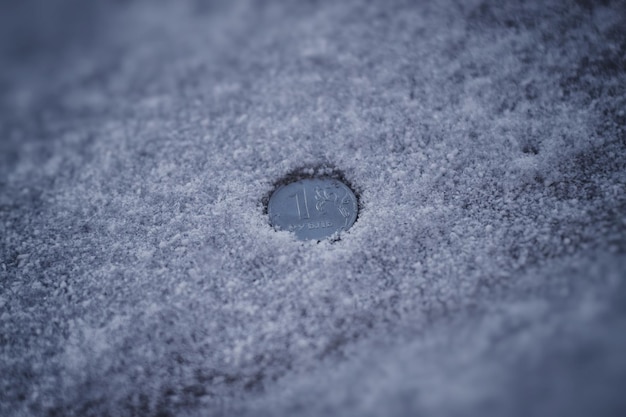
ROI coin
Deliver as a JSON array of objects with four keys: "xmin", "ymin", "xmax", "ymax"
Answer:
[{"xmin": 268, "ymin": 178, "xmax": 358, "ymax": 240}]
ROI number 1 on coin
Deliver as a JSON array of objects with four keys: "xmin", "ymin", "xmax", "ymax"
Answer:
[{"xmin": 290, "ymin": 187, "xmax": 310, "ymax": 220}]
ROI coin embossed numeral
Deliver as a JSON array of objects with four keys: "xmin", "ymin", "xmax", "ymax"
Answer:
[{"xmin": 289, "ymin": 187, "xmax": 310, "ymax": 220}]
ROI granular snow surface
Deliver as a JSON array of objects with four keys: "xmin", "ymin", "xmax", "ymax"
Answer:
[{"xmin": 1, "ymin": 1, "xmax": 625, "ymax": 416}]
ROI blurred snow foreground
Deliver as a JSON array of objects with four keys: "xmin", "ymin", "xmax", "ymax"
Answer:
[{"xmin": 1, "ymin": 0, "xmax": 625, "ymax": 416}]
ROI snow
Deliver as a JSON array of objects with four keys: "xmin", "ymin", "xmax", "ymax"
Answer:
[{"xmin": 1, "ymin": 0, "xmax": 625, "ymax": 416}]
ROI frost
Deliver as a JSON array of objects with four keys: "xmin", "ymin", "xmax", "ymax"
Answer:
[{"xmin": 1, "ymin": 0, "xmax": 625, "ymax": 416}]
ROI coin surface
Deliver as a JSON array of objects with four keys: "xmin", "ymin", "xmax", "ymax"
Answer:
[{"xmin": 268, "ymin": 178, "xmax": 358, "ymax": 240}]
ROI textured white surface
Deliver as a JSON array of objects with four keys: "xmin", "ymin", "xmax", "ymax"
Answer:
[{"xmin": 1, "ymin": 1, "xmax": 625, "ymax": 416}]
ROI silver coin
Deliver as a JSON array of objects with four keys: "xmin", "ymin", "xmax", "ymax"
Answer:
[{"xmin": 268, "ymin": 178, "xmax": 358, "ymax": 240}]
